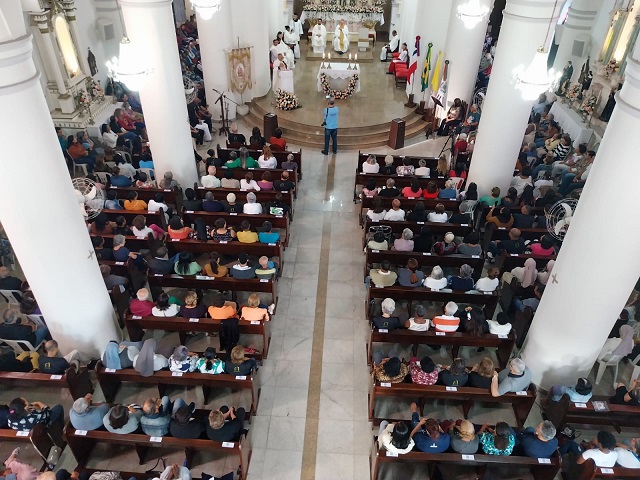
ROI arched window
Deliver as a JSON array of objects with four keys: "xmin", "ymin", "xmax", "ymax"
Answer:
[{"xmin": 54, "ymin": 15, "xmax": 81, "ymax": 78}]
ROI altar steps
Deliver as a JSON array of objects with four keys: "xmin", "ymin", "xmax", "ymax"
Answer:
[{"xmin": 244, "ymin": 99, "xmax": 428, "ymax": 150}]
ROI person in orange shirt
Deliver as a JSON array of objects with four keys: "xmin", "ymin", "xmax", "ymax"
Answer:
[
  {"xmin": 207, "ymin": 293, "xmax": 238, "ymax": 320},
  {"xmin": 240, "ymin": 294, "xmax": 270, "ymax": 322},
  {"xmin": 66, "ymin": 135, "xmax": 96, "ymax": 172},
  {"xmin": 431, "ymin": 301, "xmax": 460, "ymax": 333},
  {"xmin": 168, "ymin": 216, "xmax": 192, "ymax": 240},
  {"xmin": 123, "ymin": 191, "xmax": 148, "ymax": 211},
  {"xmin": 269, "ymin": 128, "xmax": 287, "ymax": 151}
]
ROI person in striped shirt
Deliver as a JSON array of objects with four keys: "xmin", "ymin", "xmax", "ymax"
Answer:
[{"xmin": 431, "ymin": 302, "xmax": 460, "ymax": 333}]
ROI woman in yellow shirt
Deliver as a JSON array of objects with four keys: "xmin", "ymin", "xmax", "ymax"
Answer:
[
  {"xmin": 123, "ymin": 191, "xmax": 148, "ymax": 211},
  {"xmin": 237, "ymin": 220, "xmax": 258, "ymax": 243}
]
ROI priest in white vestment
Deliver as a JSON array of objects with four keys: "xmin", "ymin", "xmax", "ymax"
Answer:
[
  {"xmin": 311, "ymin": 19, "xmax": 327, "ymax": 53},
  {"xmin": 333, "ymin": 20, "xmax": 349, "ymax": 54},
  {"xmin": 275, "ymin": 38, "xmax": 295, "ymax": 70},
  {"xmin": 272, "ymin": 53, "xmax": 292, "ymax": 93},
  {"xmin": 289, "ymin": 14, "xmax": 303, "ymax": 58},
  {"xmin": 284, "ymin": 27, "xmax": 300, "ymax": 60}
]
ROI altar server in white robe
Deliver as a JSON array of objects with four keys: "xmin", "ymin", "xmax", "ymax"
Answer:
[
  {"xmin": 270, "ymin": 38, "xmax": 279, "ymax": 63},
  {"xmin": 284, "ymin": 26, "xmax": 300, "ymax": 60},
  {"xmin": 312, "ymin": 19, "xmax": 327, "ymax": 53},
  {"xmin": 275, "ymin": 34, "xmax": 295, "ymax": 69},
  {"xmin": 333, "ymin": 19, "xmax": 349, "ymax": 54},
  {"xmin": 380, "ymin": 29, "xmax": 400, "ymax": 61},
  {"xmin": 289, "ymin": 14, "xmax": 303, "ymax": 58},
  {"xmin": 272, "ymin": 53, "xmax": 291, "ymax": 93}
]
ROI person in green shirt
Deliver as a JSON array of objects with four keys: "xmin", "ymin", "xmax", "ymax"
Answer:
[
  {"xmin": 174, "ymin": 251, "xmax": 201, "ymax": 275},
  {"xmin": 225, "ymin": 147, "xmax": 259, "ymax": 169},
  {"xmin": 478, "ymin": 422, "xmax": 515, "ymax": 455},
  {"xmin": 478, "ymin": 186, "xmax": 501, "ymax": 207}
]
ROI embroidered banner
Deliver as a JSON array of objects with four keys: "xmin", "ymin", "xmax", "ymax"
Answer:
[{"xmin": 227, "ymin": 47, "xmax": 252, "ymax": 94}]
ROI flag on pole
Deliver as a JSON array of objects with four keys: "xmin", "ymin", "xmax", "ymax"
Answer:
[
  {"xmin": 435, "ymin": 59, "xmax": 449, "ymax": 105},
  {"xmin": 407, "ymin": 36, "xmax": 420, "ymax": 84},
  {"xmin": 420, "ymin": 43, "xmax": 433, "ymax": 92},
  {"xmin": 431, "ymin": 51, "xmax": 443, "ymax": 93}
]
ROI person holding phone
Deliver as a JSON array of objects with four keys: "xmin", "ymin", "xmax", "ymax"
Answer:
[{"xmin": 321, "ymin": 97, "xmax": 339, "ymax": 155}]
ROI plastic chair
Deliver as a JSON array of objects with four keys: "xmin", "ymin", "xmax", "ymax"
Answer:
[
  {"xmin": 0, "ymin": 337, "xmax": 43, "ymax": 354},
  {"xmin": 629, "ymin": 353, "xmax": 640, "ymax": 382},
  {"xmin": 119, "ymin": 151, "xmax": 132, "ymax": 164},
  {"xmin": 94, "ymin": 172, "xmax": 110, "ymax": 184},
  {"xmin": 462, "ymin": 199, "xmax": 477, "ymax": 222},
  {"xmin": 26, "ymin": 314, "xmax": 46, "ymax": 327},
  {"xmin": 139, "ymin": 168, "xmax": 155, "ymax": 182},
  {"xmin": 0, "ymin": 289, "xmax": 22, "ymax": 304},
  {"xmin": 74, "ymin": 163, "xmax": 88, "ymax": 177},
  {"xmin": 594, "ymin": 354, "xmax": 624, "ymax": 385}
]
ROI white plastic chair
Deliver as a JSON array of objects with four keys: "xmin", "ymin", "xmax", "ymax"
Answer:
[
  {"xmin": 0, "ymin": 289, "xmax": 22, "ymax": 304},
  {"xmin": 94, "ymin": 172, "xmax": 110, "ymax": 184},
  {"xmin": 26, "ymin": 314, "xmax": 46, "ymax": 327},
  {"xmin": 630, "ymin": 353, "xmax": 640, "ymax": 382},
  {"xmin": 358, "ymin": 27, "xmax": 369, "ymax": 51},
  {"xmin": 119, "ymin": 151, "xmax": 132, "ymax": 164},
  {"xmin": 594, "ymin": 354, "xmax": 624, "ymax": 384},
  {"xmin": 462, "ymin": 200, "xmax": 478, "ymax": 222},
  {"xmin": 138, "ymin": 168, "xmax": 156, "ymax": 182},
  {"xmin": 0, "ymin": 337, "xmax": 43, "ymax": 354},
  {"xmin": 74, "ymin": 163, "xmax": 88, "ymax": 177}
]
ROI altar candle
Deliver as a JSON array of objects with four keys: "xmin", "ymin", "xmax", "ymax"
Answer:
[
  {"xmin": 355, "ymin": 54, "xmax": 358, "ymax": 62},
  {"xmin": 328, "ymin": 53, "xmax": 331, "ymax": 60},
  {"xmin": 349, "ymin": 53, "xmax": 352, "ymax": 61},
  {"xmin": 322, "ymin": 52, "xmax": 325, "ymax": 60}
]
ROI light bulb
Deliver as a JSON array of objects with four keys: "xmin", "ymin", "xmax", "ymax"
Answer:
[{"xmin": 457, "ymin": 0, "xmax": 490, "ymax": 29}]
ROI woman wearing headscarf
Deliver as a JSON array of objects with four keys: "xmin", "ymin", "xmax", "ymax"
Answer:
[
  {"xmin": 133, "ymin": 339, "xmax": 168, "ymax": 377},
  {"xmin": 537, "ymin": 260, "xmax": 555, "ymax": 285}
]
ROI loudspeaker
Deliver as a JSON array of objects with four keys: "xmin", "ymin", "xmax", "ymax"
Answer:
[{"xmin": 97, "ymin": 18, "xmax": 115, "ymax": 42}]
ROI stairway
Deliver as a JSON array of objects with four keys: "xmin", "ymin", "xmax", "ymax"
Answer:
[{"xmin": 244, "ymin": 100, "xmax": 428, "ymax": 150}]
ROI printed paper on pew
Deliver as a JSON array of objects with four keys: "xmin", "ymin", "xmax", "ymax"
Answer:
[
  {"xmin": 537, "ymin": 458, "xmax": 551, "ymax": 464},
  {"xmin": 461, "ymin": 454, "xmax": 474, "ymax": 460},
  {"xmin": 600, "ymin": 468, "xmax": 614, "ymax": 474},
  {"xmin": 574, "ymin": 402, "xmax": 587, "ymax": 408},
  {"xmin": 380, "ymin": 382, "xmax": 392, "ymax": 388},
  {"xmin": 251, "ymin": 321, "xmax": 261, "ymax": 325},
  {"xmin": 50, "ymin": 375, "xmax": 63, "ymax": 380},
  {"xmin": 189, "ymin": 318, "xmax": 200, "ymax": 322},
  {"xmin": 378, "ymin": 329, "xmax": 388, "ymax": 333},
  {"xmin": 386, "ymin": 451, "xmax": 398, "ymax": 457},
  {"xmin": 515, "ymin": 391, "xmax": 527, "ymax": 396},
  {"xmin": 446, "ymin": 386, "xmax": 457, "ymax": 392},
  {"xmin": 15, "ymin": 431, "xmax": 30, "ymax": 437},
  {"xmin": 236, "ymin": 375, "xmax": 247, "ymax": 380},
  {"xmin": 172, "ymin": 372, "xmax": 183, "ymax": 377},
  {"xmin": 222, "ymin": 442, "xmax": 235, "ymax": 448},
  {"xmin": 105, "ymin": 368, "xmax": 116, "ymax": 373},
  {"xmin": 150, "ymin": 436, "xmax": 162, "ymax": 442},
  {"xmin": 75, "ymin": 430, "xmax": 88, "ymax": 436}
]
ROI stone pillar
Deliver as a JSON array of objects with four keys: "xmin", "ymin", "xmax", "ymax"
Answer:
[
  {"xmin": 552, "ymin": 0, "xmax": 600, "ymax": 83},
  {"xmin": 231, "ymin": 0, "xmax": 271, "ymax": 99},
  {"xmin": 60, "ymin": 0, "xmax": 92, "ymax": 76},
  {"xmin": 466, "ymin": 0, "xmax": 562, "ymax": 197},
  {"xmin": 0, "ymin": 0, "xmax": 120, "ymax": 357},
  {"xmin": 444, "ymin": 0, "xmax": 493, "ymax": 106},
  {"xmin": 196, "ymin": 0, "xmax": 235, "ymax": 119},
  {"xmin": 521, "ymin": 33, "xmax": 640, "ymax": 389},
  {"xmin": 119, "ymin": 0, "xmax": 198, "ymax": 188}
]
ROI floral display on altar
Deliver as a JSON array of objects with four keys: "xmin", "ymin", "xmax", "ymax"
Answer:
[
  {"xmin": 580, "ymin": 94, "xmax": 598, "ymax": 116},
  {"xmin": 319, "ymin": 73, "xmax": 359, "ymax": 99},
  {"xmin": 565, "ymin": 84, "xmax": 582, "ymax": 103},
  {"xmin": 275, "ymin": 89, "xmax": 301, "ymax": 110},
  {"xmin": 302, "ymin": 0, "xmax": 386, "ymax": 14},
  {"xmin": 604, "ymin": 59, "xmax": 619, "ymax": 78}
]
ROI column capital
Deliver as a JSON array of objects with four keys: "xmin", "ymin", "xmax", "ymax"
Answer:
[
  {"xmin": 119, "ymin": 0, "xmax": 174, "ymax": 7},
  {"xmin": 0, "ymin": 33, "xmax": 39, "ymax": 94},
  {"xmin": 504, "ymin": 0, "xmax": 562, "ymax": 22}
]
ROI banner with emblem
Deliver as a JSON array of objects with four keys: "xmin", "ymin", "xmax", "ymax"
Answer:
[{"xmin": 227, "ymin": 47, "xmax": 252, "ymax": 94}]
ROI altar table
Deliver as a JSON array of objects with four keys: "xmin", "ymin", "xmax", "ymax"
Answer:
[
  {"xmin": 549, "ymin": 102, "xmax": 594, "ymax": 147},
  {"xmin": 317, "ymin": 63, "xmax": 361, "ymax": 94}
]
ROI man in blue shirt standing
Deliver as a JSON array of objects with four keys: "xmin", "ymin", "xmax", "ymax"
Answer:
[{"xmin": 321, "ymin": 97, "xmax": 339, "ymax": 155}]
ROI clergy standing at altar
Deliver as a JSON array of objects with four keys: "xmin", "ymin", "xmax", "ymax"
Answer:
[
  {"xmin": 312, "ymin": 19, "xmax": 327, "ymax": 53},
  {"xmin": 275, "ymin": 35, "xmax": 295, "ymax": 70},
  {"xmin": 272, "ymin": 53, "xmax": 293, "ymax": 94},
  {"xmin": 289, "ymin": 13, "xmax": 303, "ymax": 59},
  {"xmin": 333, "ymin": 19, "xmax": 349, "ymax": 54}
]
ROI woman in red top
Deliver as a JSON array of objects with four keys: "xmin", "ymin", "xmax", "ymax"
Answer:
[
  {"xmin": 115, "ymin": 108, "xmax": 148, "ymax": 141},
  {"xmin": 422, "ymin": 181, "xmax": 439, "ymax": 199},
  {"xmin": 401, "ymin": 177, "xmax": 423, "ymax": 198},
  {"xmin": 66, "ymin": 135, "xmax": 96, "ymax": 172},
  {"xmin": 269, "ymin": 128, "xmax": 287, "ymax": 151},
  {"xmin": 168, "ymin": 216, "xmax": 192, "ymax": 240}
]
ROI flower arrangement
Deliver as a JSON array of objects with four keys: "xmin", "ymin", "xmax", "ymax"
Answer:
[
  {"xmin": 319, "ymin": 73, "xmax": 359, "ymax": 99},
  {"xmin": 604, "ymin": 59, "xmax": 618, "ymax": 78},
  {"xmin": 275, "ymin": 89, "xmax": 300, "ymax": 110},
  {"xmin": 303, "ymin": 3, "xmax": 384, "ymax": 14},
  {"xmin": 86, "ymin": 78, "xmax": 105, "ymax": 101},
  {"xmin": 565, "ymin": 83, "xmax": 582, "ymax": 102},
  {"xmin": 74, "ymin": 90, "xmax": 90, "ymax": 110},
  {"xmin": 580, "ymin": 94, "xmax": 597, "ymax": 115}
]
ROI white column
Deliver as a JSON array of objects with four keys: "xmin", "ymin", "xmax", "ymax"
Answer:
[
  {"xmin": 444, "ymin": 0, "xmax": 493, "ymax": 106},
  {"xmin": 0, "ymin": 0, "xmax": 119, "ymax": 357},
  {"xmin": 521, "ymin": 33, "xmax": 640, "ymax": 389},
  {"xmin": 119, "ymin": 0, "xmax": 198, "ymax": 189},
  {"xmin": 231, "ymin": 0, "xmax": 271, "ymax": 99},
  {"xmin": 467, "ymin": 0, "xmax": 562, "ymax": 197},
  {"xmin": 196, "ymin": 0, "xmax": 235, "ymax": 119},
  {"xmin": 552, "ymin": 0, "xmax": 600, "ymax": 83},
  {"xmin": 404, "ymin": 0, "xmax": 453, "ymax": 99}
]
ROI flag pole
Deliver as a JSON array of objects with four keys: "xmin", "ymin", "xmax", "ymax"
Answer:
[{"xmin": 404, "ymin": 35, "xmax": 420, "ymax": 108}]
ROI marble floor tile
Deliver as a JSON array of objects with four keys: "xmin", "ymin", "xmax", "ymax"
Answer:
[
  {"xmin": 316, "ymin": 419, "xmax": 355, "ymax": 454},
  {"xmin": 266, "ymin": 417, "xmax": 306, "ymax": 451},
  {"xmin": 279, "ymin": 335, "xmax": 314, "ymax": 362},
  {"xmin": 323, "ymin": 338, "xmax": 355, "ymax": 364},
  {"xmin": 319, "ymin": 389, "xmax": 354, "ymax": 420},
  {"xmin": 271, "ymin": 386, "xmax": 309, "ymax": 418},
  {"xmin": 324, "ymin": 316, "xmax": 355, "ymax": 341},
  {"xmin": 260, "ymin": 449, "xmax": 303, "ymax": 480},
  {"xmin": 284, "ymin": 315, "xmax": 316, "ymax": 339},
  {"xmin": 315, "ymin": 452, "xmax": 357, "ymax": 480},
  {"xmin": 275, "ymin": 360, "xmax": 311, "ymax": 388}
]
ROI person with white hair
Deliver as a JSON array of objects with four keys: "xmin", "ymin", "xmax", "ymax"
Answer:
[
  {"xmin": 333, "ymin": 19, "xmax": 350, "ymax": 54},
  {"xmin": 424, "ymin": 266, "xmax": 448, "ymax": 290},
  {"xmin": 393, "ymin": 228, "xmax": 414, "ymax": 252},
  {"xmin": 362, "ymin": 155, "xmax": 379, "ymax": 174},
  {"xmin": 227, "ymin": 123, "xmax": 246, "ymax": 146},
  {"xmin": 431, "ymin": 302, "xmax": 460, "ymax": 332},
  {"xmin": 200, "ymin": 165, "xmax": 221, "ymax": 188},
  {"xmin": 372, "ymin": 298, "xmax": 402, "ymax": 331},
  {"xmin": 516, "ymin": 420, "xmax": 558, "ymax": 458},
  {"xmin": 491, "ymin": 358, "xmax": 532, "ymax": 397},
  {"xmin": 158, "ymin": 171, "xmax": 180, "ymax": 190},
  {"xmin": 129, "ymin": 288, "xmax": 155, "ymax": 316},
  {"xmin": 69, "ymin": 393, "xmax": 110, "ymax": 431},
  {"xmin": 414, "ymin": 159, "xmax": 430, "ymax": 178},
  {"xmin": 243, "ymin": 192, "xmax": 263, "ymax": 215}
]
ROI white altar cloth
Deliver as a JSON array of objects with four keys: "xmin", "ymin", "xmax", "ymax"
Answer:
[
  {"xmin": 549, "ymin": 102, "xmax": 594, "ymax": 147},
  {"xmin": 317, "ymin": 63, "xmax": 361, "ymax": 94}
]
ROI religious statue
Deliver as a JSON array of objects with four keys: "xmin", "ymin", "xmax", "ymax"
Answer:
[
  {"xmin": 87, "ymin": 47, "xmax": 98, "ymax": 76},
  {"xmin": 556, "ymin": 61, "xmax": 573, "ymax": 96},
  {"xmin": 599, "ymin": 82, "xmax": 622, "ymax": 122}
]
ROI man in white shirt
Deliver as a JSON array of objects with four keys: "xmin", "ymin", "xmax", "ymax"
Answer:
[
  {"xmin": 487, "ymin": 312, "xmax": 512, "ymax": 336},
  {"xmin": 381, "ymin": 30, "xmax": 399, "ymax": 61},
  {"xmin": 333, "ymin": 19, "xmax": 349, "ymax": 54},
  {"xmin": 577, "ymin": 431, "xmax": 618, "ymax": 468},
  {"xmin": 201, "ymin": 165, "xmax": 221, "ymax": 188},
  {"xmin": 533, "ymin": 172, "xmax": 553, "ymax": 198},
  {"xmin": 383, "ymin": 199, "xmax": 405, "ymax": 221},
  {"xmin": 474, "ymin": 267, "xmax": 500, "ymax": 292},
  {"xmin": 311, "ymin": 19, "xmax": 327, "ymax": 53}
]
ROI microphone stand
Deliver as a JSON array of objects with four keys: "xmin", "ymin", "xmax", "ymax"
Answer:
[{"xmin": 212, "ymin": 88, "xmax": 242, "ymax": 136}]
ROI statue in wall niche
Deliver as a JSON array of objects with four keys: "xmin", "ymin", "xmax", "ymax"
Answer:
[{"xmin": 88, "ymin": 47, "xmax": 98, "ymax": 77}]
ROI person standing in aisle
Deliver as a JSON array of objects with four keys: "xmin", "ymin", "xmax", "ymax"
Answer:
[{"xmin": 321, "ymin": 97, "xmax": 339, "ymax": 155}]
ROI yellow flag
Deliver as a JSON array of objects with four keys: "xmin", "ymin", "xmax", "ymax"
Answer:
[{"xmin": 431, "ymin": 51, "xmax": 443, "ymax": 93}]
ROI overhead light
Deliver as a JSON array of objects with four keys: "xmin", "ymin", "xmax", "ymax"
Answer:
[
  {"xmin": 514, "ymin": 47, "xmax": 560, "ymax": 100},
  {"xmin": 105, "ymin": 37, "xmax": 152, "ymax": 92},
  {"xmin": 457, "ymin": 0, "xmax": 490, "ymax": 29},
  {"xmin": 192, "ymin": 0, "xmax": 223, "ymax": 20}
]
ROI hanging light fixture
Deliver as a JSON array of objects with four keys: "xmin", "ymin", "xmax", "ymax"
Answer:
[
  {"xmin": 191, "ymin": 0, "xmax": 223, "ymax": 20},
  {"xmin": 514, "ymin": 0, "xmax": 561, "ymax": 100},
  {"xmin": 105, "ymin": 1, "xmax": 151, "ymax": 91},
  {"xmin": 457, "ymin": 0, "xmax": 490, "ymax": 29}
]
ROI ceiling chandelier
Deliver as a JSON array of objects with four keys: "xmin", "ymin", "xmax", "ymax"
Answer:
[
  {"xmin": 457, "ymin": 0, "xmax": 490, "ymax": 29},
  {"xmin": 191, "ymin": 0, "xmax": 223, "ymax": 20}
]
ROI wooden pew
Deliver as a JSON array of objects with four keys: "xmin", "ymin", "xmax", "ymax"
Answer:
[
  {"xmin": 365, "ymin": 250, "xmax": 485, "ymax": 282},
  {"xmin": 95, "ymin": 361, "xmax": 260, "ymax": 414},
  {"xmin": 358, "ymin": 152, "xmax": 441, "ymax": 171},
  {"xmin": 571, "ymin": 458, "xmax": 639, "ymax": 480},
  {"xmin": 125, "ymin": 315, "xmax": 271, "ymax": 359},
  {"xmin": 496, "ymin": 253, "xmax": 558, "ymax": 272},
  {"xmin": 64, "ymin": 421, "xmax": 251, "ymax": 479},
  {"xmin": 165, "ymin": 238, "xmax": 284, "ymax": 275},
  {"xmin": 194, "ymin": 186, "xmax": 295, "ymax": 220},
  {"xmin": 146, "ymin": 274, "xmax": 278, "ymax": 308},
  {"xmin": 368, "ymin": 380, "xmax": 537, "ymax": 426},
  {"xmin": 544, "ymin": 394, "xmax": 640, "ymax": 434},
  {"xmin": 182, "ymin": 210, "xmax": 290, "ymax": 248},
  {"xmin": 353, "ymin": 173, "xmax": 448, "ymax": 202},
  {"xmin": 216, "ymin": 145, "xmax": 303, "ymax": 179},
  {"xmin": 208, "ymin": 168, "xmax": 298, "ymax": 196},
  {"xmin": 366, "ymin": 328, "xmax": 516, "ymax": 368},
  {"xmin": 362, "ymin": 218, "xmax": 474, "ymax": 249},
  {"xmin": 0, "ymin": 366, "xmax": 93, "ymax": 400},
  {"xmin": 367, "ymin": 286, "xmax": 500, "ymax": 320},
  {"xmin": 482, "ymin": 223, "xmax": 549, "ymax": 254},
  {"xmin": 369, "ymin": 438, "xmax": 561, "ymax": 480},
  {"xmin": 0, "ymin": 423, "xmax": 56, "ymax": 469},
  {"xmin": 359, "ymin": 197, "xmax": 461, "ymax": 226},
  {"xmin": 107, "ymin": 186, "xmax": 180, "ymax": 208},
  {"xmin": 102, "ymin": 209, "xmax": 168, "ymax": 231}
]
